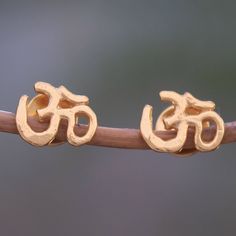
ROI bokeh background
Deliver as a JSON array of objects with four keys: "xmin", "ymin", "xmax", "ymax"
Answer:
[{"xmin": 0, "ymin": 1, "xmax": 236, "ymax": 235}]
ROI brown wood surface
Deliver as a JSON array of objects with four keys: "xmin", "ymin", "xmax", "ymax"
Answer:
[{"xmin": 0, "ymin": 110, "xmax": 235, "ymax": 153}]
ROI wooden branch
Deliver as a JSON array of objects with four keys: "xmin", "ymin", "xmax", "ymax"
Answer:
[{"xmin": 0, "ymin": 110, "xmax": 236, "ymax": 153}]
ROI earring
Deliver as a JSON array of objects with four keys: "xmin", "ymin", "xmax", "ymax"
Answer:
[
  {"xmin": 140, "ymin": 91, "xmax": 225, "ymax": 154},
  {"xmin": 16, "ymin": 82, "xmax": 97, "ymax": 146}
]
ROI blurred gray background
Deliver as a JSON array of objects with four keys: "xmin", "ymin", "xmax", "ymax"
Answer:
[{"xmin": 0, "ymin": 1, "xmax": 236, "ymax": 235}]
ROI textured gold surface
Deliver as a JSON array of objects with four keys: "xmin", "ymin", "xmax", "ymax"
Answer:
[
  {"xmin": 16, "ymin": 82, "xmax": 97, "ymax": 146},
  {"xmin": 140, "ymin": 91, "xmax": 225, "ymax": 153}
]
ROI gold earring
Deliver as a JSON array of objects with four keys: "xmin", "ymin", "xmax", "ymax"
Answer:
[
  {"xmin": 140, "ymin": 91, "xmax": 225, "ymax": 154},
  {"xmin": 16, "ymin": 82, "xmax": 97, "ymax": 146}
]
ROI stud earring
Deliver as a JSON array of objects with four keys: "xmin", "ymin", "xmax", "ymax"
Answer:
[
  {"xmin": 16, "ymin": 82, "xmax": 97, "ymax": 146},
  {"xmin": 140, "ymin": 91, "xmax": 225, "ymax": 153}
]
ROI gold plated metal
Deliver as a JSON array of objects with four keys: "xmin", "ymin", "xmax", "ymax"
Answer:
[
  {"xmin": 140, "ymin": 91, "xmax": 225, "ymax": 153},
  {"xmin": 16, "ymin": 82, "xmax": 97, "ymax": 146}
]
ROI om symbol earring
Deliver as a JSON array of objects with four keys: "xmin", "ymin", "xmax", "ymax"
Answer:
[
  {"xmin": 16, "ymin": 82, "xmax": 97, "ymax": 146},
  {"xmin": 15, "ymin": 83, "xmax": 225, "ymax": 153},
  {"xmin": 140, "ymin": 91, "xmax": 225, "ymax": 153}
]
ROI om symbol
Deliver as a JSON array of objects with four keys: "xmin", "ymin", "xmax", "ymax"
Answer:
[
  {"xmin": 140, "ymin": 91, "xmax": 225, "ymax": 153},
  {"xmin": 16, "ymin": 82, "xmax": 97, "ymax": 146}
]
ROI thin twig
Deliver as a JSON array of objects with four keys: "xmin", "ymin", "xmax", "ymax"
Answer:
[{"xmin": 0, "ymin": 110, "xmax": 236, "ymax": 152}]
